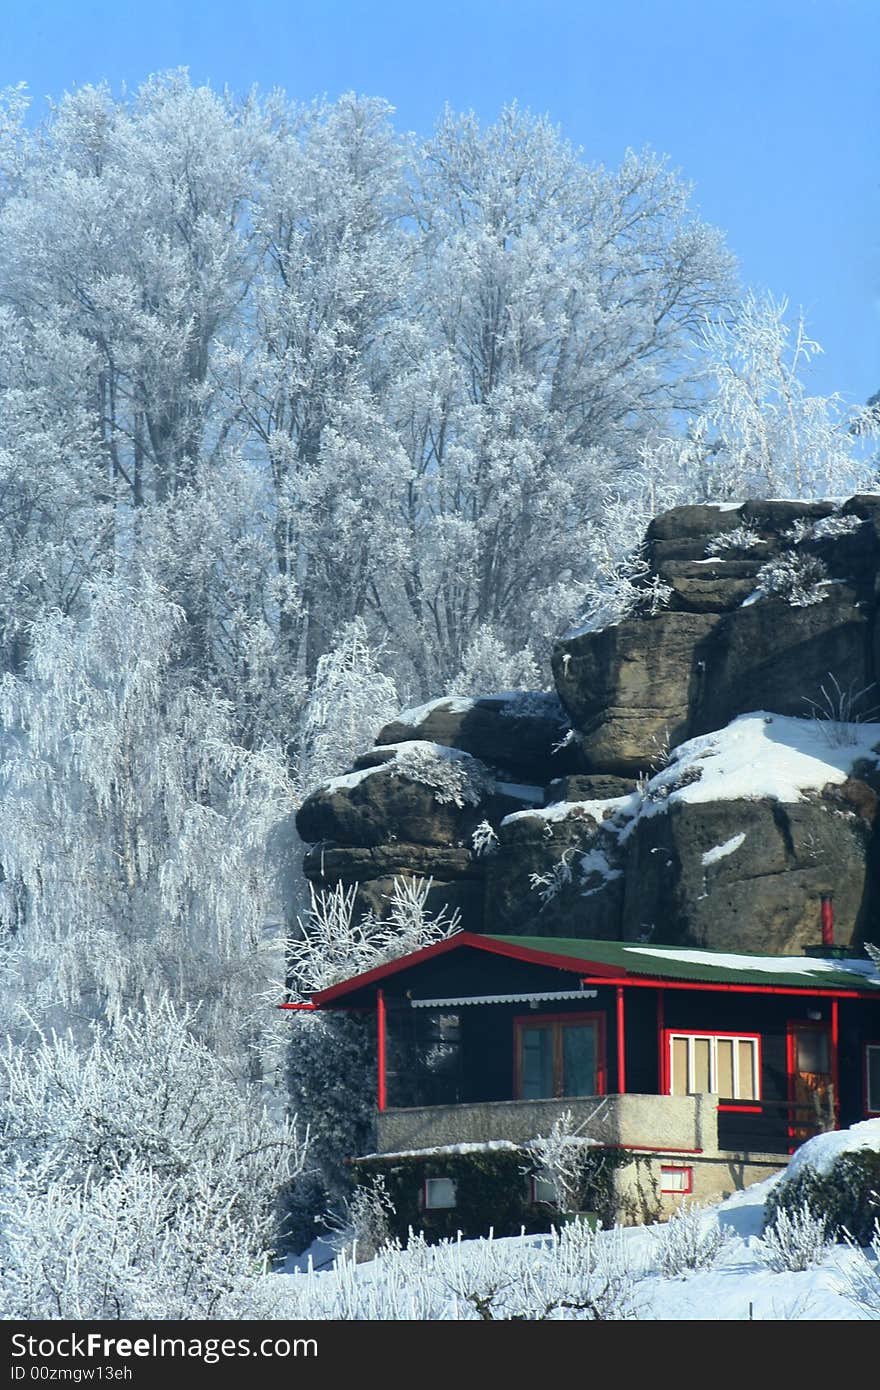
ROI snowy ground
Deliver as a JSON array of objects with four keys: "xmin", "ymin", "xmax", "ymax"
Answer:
[{"xmin": 271, "ymin": 1173, "xmax": 878, "ymax": 1320}]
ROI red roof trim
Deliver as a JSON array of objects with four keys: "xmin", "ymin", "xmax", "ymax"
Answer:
[
  {"xmin": 580, "ymin": 975, "xmax": 875, "ymax": 1000},
  {"xmin": 309, "ymin": 932, "xmax": 622, "ymax": 1006}
]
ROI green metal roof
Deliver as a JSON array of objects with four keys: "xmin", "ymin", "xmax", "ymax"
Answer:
[{"xmin": 485, "ymin": 935, "xmax": 880, "ymax": 994}]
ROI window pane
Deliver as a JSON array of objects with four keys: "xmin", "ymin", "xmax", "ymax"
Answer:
[
  {"xmin": 693, "ymin": 1037, "xmax": 711, "ymax": 1092},
  {"xmin": 660, "ymin": 1166, "xmax": 692, "ymax": 1193},
  {"xmin": 562, "ymin": 1023, "xmax": 597, "ymax": 1097},
  {"xmin": 798, "ymin": 1031, "xmax": 830, "ymax": 1074},
  {"xmin": 716, "ymin": 1039, "xmax": 734, "ymax": 1097},
  {"xmin": 737, "ymin": 1040, "xmax": 756, "ymax": 1099},
  {"xmin": 520, "ymin": 1027, "xmax": 554, "ymax": 1099},
  {"xmin": 532, "ymin": 1171, "xmax": 557, "ymax": 1204},
  {"xmin": 671, "ymin": 1037, "xmax": 688, "ymax": 1095},
  {"xmin": 868, "ymin": 1046, "xmax": 880, "ymax": 1114},
  {"xmin": 425, "ymin": 1177, "xmax": 456, "ymax": 1209}
]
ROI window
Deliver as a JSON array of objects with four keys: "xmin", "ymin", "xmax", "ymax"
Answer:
[
  {"xmin": 660, "ymin": 1166, "xmax": 693, "ymax": 1195},
  {"xmin": 530, "ymin": 1171, "xmax": 557, "ymax": 1205},
  {"xmin": 424, "ymin": 1177, "xmax": 457, "ymax": 1210},
  {"xmin": 515, "ymin": 1014, "xmax": 605, "ymax": 1099},
  {"xmin": 866, "ymin": 1044, "xmax": 880, "ymax": 1116},
  {"xmin": 667, "ymin": 1032, "xmax": 760, "ymax": 1101}
]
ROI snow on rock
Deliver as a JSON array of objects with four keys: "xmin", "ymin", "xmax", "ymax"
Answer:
[
  {"xmin": 701, "ymin": 832, "xmax": 747, "ymax": 866},
  {"xmin": 390, "ymin": 695, "xmax": 479, "ymax": 727},
  {"xmin": 501, "ymin": 791, "xmax": 639, "ymax": 829},
  {"xmin": 783, "ymin": 1118, "xmax": 880, "ymax": 1183},
  {"xmin": 579, "ymin": 846, "xmax": 623, "ymax": 895},
  {"xmin": 640, "ymin": 711, "xmax": 880, "ymax": 813}
]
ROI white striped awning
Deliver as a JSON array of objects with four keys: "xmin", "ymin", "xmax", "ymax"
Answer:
[{"xmin": 409, "ymin": 988, "xmax": 597, "ymax": 1008}]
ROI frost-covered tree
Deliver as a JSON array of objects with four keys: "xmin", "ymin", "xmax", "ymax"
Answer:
[
  {"xmin": 0, "ymin": 1001, "xmax": 308, "ymax": 1318},
  {"xmin": 381, "ymin": 106, "xmax": 736, "ymax": 684},
  {"xmin": 221, "ymin": 94, "xmax": 412, "ymax": 674},
  {"xmin": 298, "ymin": 617, "xmax": 399, "ymax": 793},
  {"xmin": 691, "ymin": 292, "xmax": 873, "ymax": 500},
  {"xmin": 0, "ymin": 573, "xmax": 296, "ymax": 1063}
]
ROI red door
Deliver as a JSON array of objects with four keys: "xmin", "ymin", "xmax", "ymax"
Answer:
[{"xmin": 786, "ymin": 1022, "xmax": 834, "ymax": 1148}]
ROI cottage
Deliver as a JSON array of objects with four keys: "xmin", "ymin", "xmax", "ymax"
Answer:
[{"xmin": 285, "ymin": 932, "xmax": 880, "ymax": 1232}]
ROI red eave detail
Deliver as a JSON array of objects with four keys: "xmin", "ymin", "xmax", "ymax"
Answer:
[
  {"xmin": 308, "ymin": 932, "xmax": 623, "ymax": 1007},
  {"xmin": 580, "ymin": 974, "xmax": 873, "ymax": 999}
]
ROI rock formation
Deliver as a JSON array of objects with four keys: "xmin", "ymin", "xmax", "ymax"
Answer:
[{"xmin": 295, "ymin": 497, "xmax": 880, "ymax": 955}]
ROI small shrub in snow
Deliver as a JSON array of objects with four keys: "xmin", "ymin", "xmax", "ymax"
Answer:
[
  {"xmin": 654, "ymin": 1200, "xmax": 733, "ymax": 1277},
  {"xmin": 394, "ymin": 743, "xmax": 490, "ymax": 807},
  {"xmin": 287, "ymin": 874, "xmax": 461, "ymax": 995},
  {"xmin": 754, "ymin": 552, "xmax": 831, "ymax": 607},
  {"xmin": 836, "ymin": 1225, "xmax": 880, "ymax": 1319},
  {"xmin": 323, "ymin": 1174, "xmax": 396, "ymax": 1263},
  {"xmin": 705, "ymin": 525, "xmax": 762, "ymax": 556},
  {"xmin": 802, "ymin": 672, "xmax": 880, "ymax": 745},
  {"xmin": 471, "ymin": 819, "xmax": 499, "ymax": 857},
  {"xmin": 574, "ymin": 552, "xmax": 672, "ymax": 633},
  {"xmin": 784, "ymin": 512, "xmax": 863, "ymax": 543},
  {"xmin": 759, "ymin": 1201, "xmax": 831, "ymax": 1273},
  {"xmin": 529, "ymin": 849, "xmax": 575, "ymax": 905}
]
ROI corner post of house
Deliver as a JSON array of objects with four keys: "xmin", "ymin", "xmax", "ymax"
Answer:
[
  {"xmin": 616, "ymin": 984, "xmax": 626, "ymax": 1093},
  {"xmin": 831, "ymin": 996, "xmax": 840, "ymax": 1128},
  {"xmin": 377, "ymin": 987, "xmax": 387, "ymax": 1113},
  {"xmin": 656, "ymin": 987, "xmax": 665, "ymax": 1093}
]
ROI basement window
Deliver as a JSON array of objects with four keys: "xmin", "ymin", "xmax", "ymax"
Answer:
[
  {"xmin": 530, "ymin": 1171, "xmax": 557, "ymax": 1205},
  {"xmin": 423, "ymin": 1177, "xmax": 457, "ymax": 1210},
  {"xmin": 668, "ymin": 1032, "xmax": 761, "ymax": 1101},
  {"xmin": 660, "ymin": 1166, "xmax": 693, "ymax": 1195}
]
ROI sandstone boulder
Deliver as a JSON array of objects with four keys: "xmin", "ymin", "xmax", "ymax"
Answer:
[
  {"xmin": 376, "ymin": 691, "xmax": 584, "ymax": 782},
  {"xmin": 620, "ymin": 792, "xmax": 878, "ymax": 954},
  {"xmin": 483, "ymin": 799, "xmax": 630, "ymax": 939},
  {"xmin": 295, "ymin": 741, "xmax": 542, "ymax": 849}
]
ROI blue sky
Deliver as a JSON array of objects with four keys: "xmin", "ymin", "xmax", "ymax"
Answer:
[{"xmin": 2, "ymin": 0, "xmax": 877, "ymax": 404}]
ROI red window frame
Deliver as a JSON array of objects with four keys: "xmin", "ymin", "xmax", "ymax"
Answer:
[
  {"xmin": 660, "ymin": 1165, "xmax": 693, "ymax": 1195},
  {"xmin": 513, "ymin": 1012, "xmax": 607, "ymax": 1100},
  {"xmin": 865, "ymin": 1041, "xmax": 880, "ymax": 1117},
  {"xmin": 663, "ymin": 1029, "xmax": 762, "ymax": 1104}
]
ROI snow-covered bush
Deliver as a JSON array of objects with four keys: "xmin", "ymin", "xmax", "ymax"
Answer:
[
  {"xmin": 836, "ymin": 1226, "xmax": 880, "ymax": 1318},
  {"xmin": 287, "ymin": 874, "xmax": 461, "ymax": 997},
  {"xmin": 298, "ymin": 619, "xmax": 400, "ymax": 794},
  {"xmin": 285, "ymin": 874, "xmax": 460, "ymax": 1203},
  {"xmin": 471, "ymin": 819, "xmax": 499, "ymax": 857},
  {"xmin": 575, "ymin": 552, "xmax": 673, "ymax": 633},
  {"xmin": 753, "ymin": 552, "xmax": 831, "ymax": 607},
  {"xmin": 654, "ymin": 1200, "xmax": 733, "ymax": 1276},
  {"xmin": 0, "ymin": 1001, "xmax": 308, "ymax": 1318},
  {"xmin": 288, "ymin": 1222, "xmax": 642, "ymax": 1320},
  {"xmin": 449, "ymin": 626, "xmax": 543, "ymax": 697},
  {"xmin": 705, "ymin": 525, "xmax": 762, "ymax": 555},
  {"xmin": 525, "ymin": 1108, "xmax": 602, "ymax": 1214},
  {"xmin": 529, "ymin": 849, "xmax": 575, "ymax": 905},
  {"xmin": 764, "ymin": 1140, "xmax": 880, "ymax": 1246},
  {"xmin": 393, "ymin": 743, "xmax": 492, "ymax": 807},
  {"xmin": 759, "ymin": 1201, "xmax": 831, "ymax": 1273},
  {"xmin": 785, "ymin": 512, "xmax": 863, "ymax": 543},
  {"xmin": 324, "ymin": 1173, "xmax": 396, "ymax": 1263},
  {"xmin": 810, "ymin": 512, "xmax": 864, "ymax": 540}
]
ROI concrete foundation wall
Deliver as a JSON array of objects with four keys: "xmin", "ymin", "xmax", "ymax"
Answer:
[
  {"xmin": 615, "ymin": 1150, "xmax": 787, "ymax": 1222},
  {"xmin": 377, "ymin": 1092, "xmax": 718, "ymax": 1154}
]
